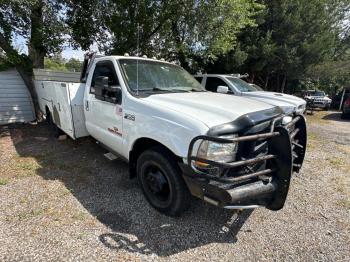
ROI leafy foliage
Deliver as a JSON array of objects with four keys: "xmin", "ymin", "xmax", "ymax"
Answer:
[
  {"xmin": 66, "ymin": 0, "xmax": 263, "ymax": 71},
  {"xmin": 44, "ymin": 55, "xmax": 82, "ymax": 72},
  {"xmin": 205, "ymin": 0, "xmax": 350, "ymax": 93},
  {"xmin": 0, "ymin": 0, "xmax": 67, "ymax": 68},
  {"xmin": 0, "ymin": 0, "xmax": 349, "ymax": 99}
]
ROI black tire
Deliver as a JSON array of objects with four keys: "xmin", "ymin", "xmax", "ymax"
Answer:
[
  {"xmin": 46, "ymin": 109, "xmax": 62, "ymax": 138},
  {"xmin": 46, "ymin": 108, "xmax": 52, "ymax": 124},
  {"xmin": 137, "ymin": 147, "xmax": 190, "ymax": 216}
]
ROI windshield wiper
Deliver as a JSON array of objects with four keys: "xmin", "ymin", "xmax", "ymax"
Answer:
[
  {"xmin": 137, "ymin": 87, "xmax": 170, "ymax": 92},
  {"xmin": 139, "ymin": 87, "xmax": 205, "ymax": 93},
  {"xmin": 164, "ymin": 87, "xmax": 206, "ymax": 92},
  {"xmin": 190, "ymin": 89, "xmax": 206, "ymax": 92}
]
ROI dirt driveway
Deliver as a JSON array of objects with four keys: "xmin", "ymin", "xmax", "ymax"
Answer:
[{"xmin": 0, "ymin": 111, "xmax": 349, "ymax": 261}]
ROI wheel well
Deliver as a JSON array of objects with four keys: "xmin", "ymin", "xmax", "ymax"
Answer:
[
  {"xmin": 45, "ymin": 106, "xmax": 50, "ymax": 116},
  {"xmin": 129, "ymin": 138, "xmax": 182, "ymax": 178}
]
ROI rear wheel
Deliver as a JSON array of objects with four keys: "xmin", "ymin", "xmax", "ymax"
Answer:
[
  {"xmin": 137, "ymin": 147, "xmax": 190, "ymax": 216},
  {"xmin": 45, "ymin": 109, "xmax": 62, "ymax": 138}
]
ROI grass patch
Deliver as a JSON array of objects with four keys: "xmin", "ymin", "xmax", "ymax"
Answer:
[
  {"xmin": 17, "ymin": 209, "xmax": 46, "ymax": 221},
  {"xmin": 338, "ymin": 199, "xmax": 350, "ymax": 210},
  {"xmin": 0, "ymin": 152, "xmax": 86, "ymax": 182},
  {"xmin": 327, "ymin": 156, "xmax": 350, "ymax": 171},
  {"xmin": 334, "ymin": 175, "xmax": 350, "ymax": 210},
  {"xmin": 0, "ymin": 178, "xmax": 9, "ymax": 185},
  {"xmin": 306, "ymin": 111, "xmax": 331, "ymax": 125},
  {"xmin": 308, "ymin": 132, "xmax": 318, "ymax": 141},
  {"xmin": 337, "ymin": 144, "xmax": 350, "ymax": 155},
  {"xmin": 71, "ymin": 212, "xmax": 88, "ymax": 221},
  {"xmin": 307, "ymin": 131, "xmax": 323, "ymax": 150},
  {"xmin": 11, "ymin": 157, "xmax": 41, "ymax": 177},
  {"xmin": 329, "ymin": 157, "xmax": 345, "ymax": 168}
]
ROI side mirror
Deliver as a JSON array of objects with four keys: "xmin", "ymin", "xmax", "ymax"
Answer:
[
  {"xmin": 94, "ymin": 76, "xmax": 108, "ymax": 101},
  {"xmin": 217, "ymin": 85, "xmax": 229, "ymax": 94},
  {"xmin": 105, "ymin": 85, "xmax": 122, "ymax": 104}
]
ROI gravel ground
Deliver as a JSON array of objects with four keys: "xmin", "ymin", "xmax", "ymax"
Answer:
[{"xmin": 0, "ymin": 110, "xmax": 349, "ymax": 261}]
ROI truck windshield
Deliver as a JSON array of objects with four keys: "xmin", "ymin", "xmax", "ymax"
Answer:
[
  {"xmin": 226, "ymin": 77, "xmax": 258, "ymax": 92},
  {"xmin": 310, "ymin": 91, "xmax": 326, "ymax": 96},
  {"xmin": 119, "ymin": 59, "xmax": 204, "ymax": 93}
]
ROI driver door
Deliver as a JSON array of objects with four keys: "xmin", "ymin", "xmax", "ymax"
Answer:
[{"xmin": 84, "ymin": 60, "xmax": 124, "ymax": 153}]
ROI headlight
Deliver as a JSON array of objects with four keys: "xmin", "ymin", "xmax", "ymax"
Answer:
[
  {"xmin": 280, "ymin": 106, "xmax": 295, "ymax": 115},
  {"xmin": 196, "ymin": 134, "xmax": 238, "ymax": 164}
]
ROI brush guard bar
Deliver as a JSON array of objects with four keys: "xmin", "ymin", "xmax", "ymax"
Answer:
[{"xmin": 180, "ymin": 115, "xmax": 307, "ymax": 210}]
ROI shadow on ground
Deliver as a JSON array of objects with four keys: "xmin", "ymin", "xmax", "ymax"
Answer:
[
  {"xmin": 322, "ymin": 112, "xmax": 350, "ymax": 122},
  {"xmin": 1, "ymin": 122, "xmax": 252, "ymax": 257}
]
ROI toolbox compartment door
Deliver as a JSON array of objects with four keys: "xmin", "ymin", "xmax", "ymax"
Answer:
[{"xmin": 52, "ymin": 82, "xmax": 75, "ymax": 139}]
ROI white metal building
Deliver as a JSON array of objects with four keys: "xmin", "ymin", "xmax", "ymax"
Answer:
[{"xmin": 0, "ymin": 69, "xmax": 35, "ymax": 125}]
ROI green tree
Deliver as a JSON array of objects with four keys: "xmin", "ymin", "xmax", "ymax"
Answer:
[
  {"xmin": 65, "ymin": 58, "xmax": 82, "ymax": 72},
  {"xmin": 207, "ymin": 0, "xmax": 349, "ymax": 93},
  {"xmin": 44, "ymin": 53, "xmax": 68, "ymax": 71},
  {"xmin": 0, "ymin": 0, "xmax": 67, "ymax": 115},
  {"xmin": 0, "ymin": 0, "xmax": 66, "ymax": 68},
  {"xmin": 66, "ymin": 0, "xmax": 263, "ymax": 72}
]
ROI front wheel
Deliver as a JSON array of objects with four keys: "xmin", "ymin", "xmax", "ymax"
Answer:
[{"xmin": 137, "ymin": 147, "xmax": 190, "ymax": 216}]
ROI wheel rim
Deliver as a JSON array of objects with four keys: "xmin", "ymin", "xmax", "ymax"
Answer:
[{"xmin": 143, "ymin": 164, "xmax": 171, "ymax": 204}]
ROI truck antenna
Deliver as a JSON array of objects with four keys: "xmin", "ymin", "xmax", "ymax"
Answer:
[{"xmin": 136, "ymin": 22, "xmax": 139, "ymax": 96}]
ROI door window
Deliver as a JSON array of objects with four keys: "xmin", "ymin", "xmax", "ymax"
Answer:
[
  {"xmin": 205, "ymin": 77, "xmax": 228, "ymax": 92},
  {"xmin": 90, "ymin": 61, "xmax": 119, "ymax": 94}
]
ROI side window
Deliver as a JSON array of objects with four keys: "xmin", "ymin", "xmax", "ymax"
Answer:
[
  {"xmin": 194, "ymin": 76, "xmax": 203, "ymax": 83},
  {"xmin": 90, "ymin": 61, "xmax": 119, "ymax": 94},
  {"xmin": 205, "ymin": 77, "xmax": 228, "ymax": 92}
]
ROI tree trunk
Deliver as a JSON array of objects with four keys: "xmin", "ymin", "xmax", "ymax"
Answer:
[
  {"xmin": 281, "ymin": 74, "xmax": 287, "ymax": 93},
  {"xmin": 264, "ymin": 75, "xmax": 269, "ymax": 89},
  {"xmin": 29, "ymin": 1, "xmax": 45, "ymax": 68},
  {"xmin": 171, "ymin": 21, "xmax": 190, "ymax": 71},
  {"xmin": 16, "ymin": 66, "xmax": 41, "ymax": 119}
]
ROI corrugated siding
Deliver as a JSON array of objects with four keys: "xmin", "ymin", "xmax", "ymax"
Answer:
[
  {"xmin": 0, "ymin": 69, "xmax": 35, "ymax": 125},
  {"xmin": 33, "ymin": 69, "xmax": 81, "ymax": 82}
]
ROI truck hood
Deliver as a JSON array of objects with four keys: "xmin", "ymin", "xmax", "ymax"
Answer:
[
  {"xmin": 243, "ymin": 91, "xmax": 306, "ymax": 107},
  {"xmin": 243, "ymin": 91, "xmax": 306, "ymax": 114},
  {"xmin": 141, "ymin": 92, "xmax": 278, "ymax": 128}
]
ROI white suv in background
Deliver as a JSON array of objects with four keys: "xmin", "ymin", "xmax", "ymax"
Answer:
[
  {"xmin": 303, "ymin": 90, "xmax": 332, "ymax": 110},
  {"xmin": 194, "ymin": 74, "xmax": 307, "ymax": 115}
]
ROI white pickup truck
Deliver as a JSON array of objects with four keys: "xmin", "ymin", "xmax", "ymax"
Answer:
[
  {"xmin": 34, "ymin": 53, "xmax": 307, "ymax": 216},
  {"xmin": 194, "ymin": 74, "xmax": 307, "ymax": 115}
]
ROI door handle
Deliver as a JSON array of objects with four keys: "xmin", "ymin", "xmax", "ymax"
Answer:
[{"xmin": 85, "ymin": 100, "xmax": 89, "ymax": 111}]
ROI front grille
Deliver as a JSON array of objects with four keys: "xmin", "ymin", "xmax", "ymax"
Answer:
[
  {"xmin": 187, "ymin": 117, "xmax": 283, "ymax": 184},
  {"xmin": 186, "ymin": 115, "xmax": 307, "ymax": 208},
  {"xmin": 227, "ymin": 123, "xmax": 273, "ymax": 182}
]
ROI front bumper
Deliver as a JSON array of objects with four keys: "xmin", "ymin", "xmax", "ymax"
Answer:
[
  {"xmin": 180, "ymin": 115, "xmax": 307, "ymax": 210},
  {"xmin": 309, "ymin": 100, "xmax": 331, "ymax": 108}
]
